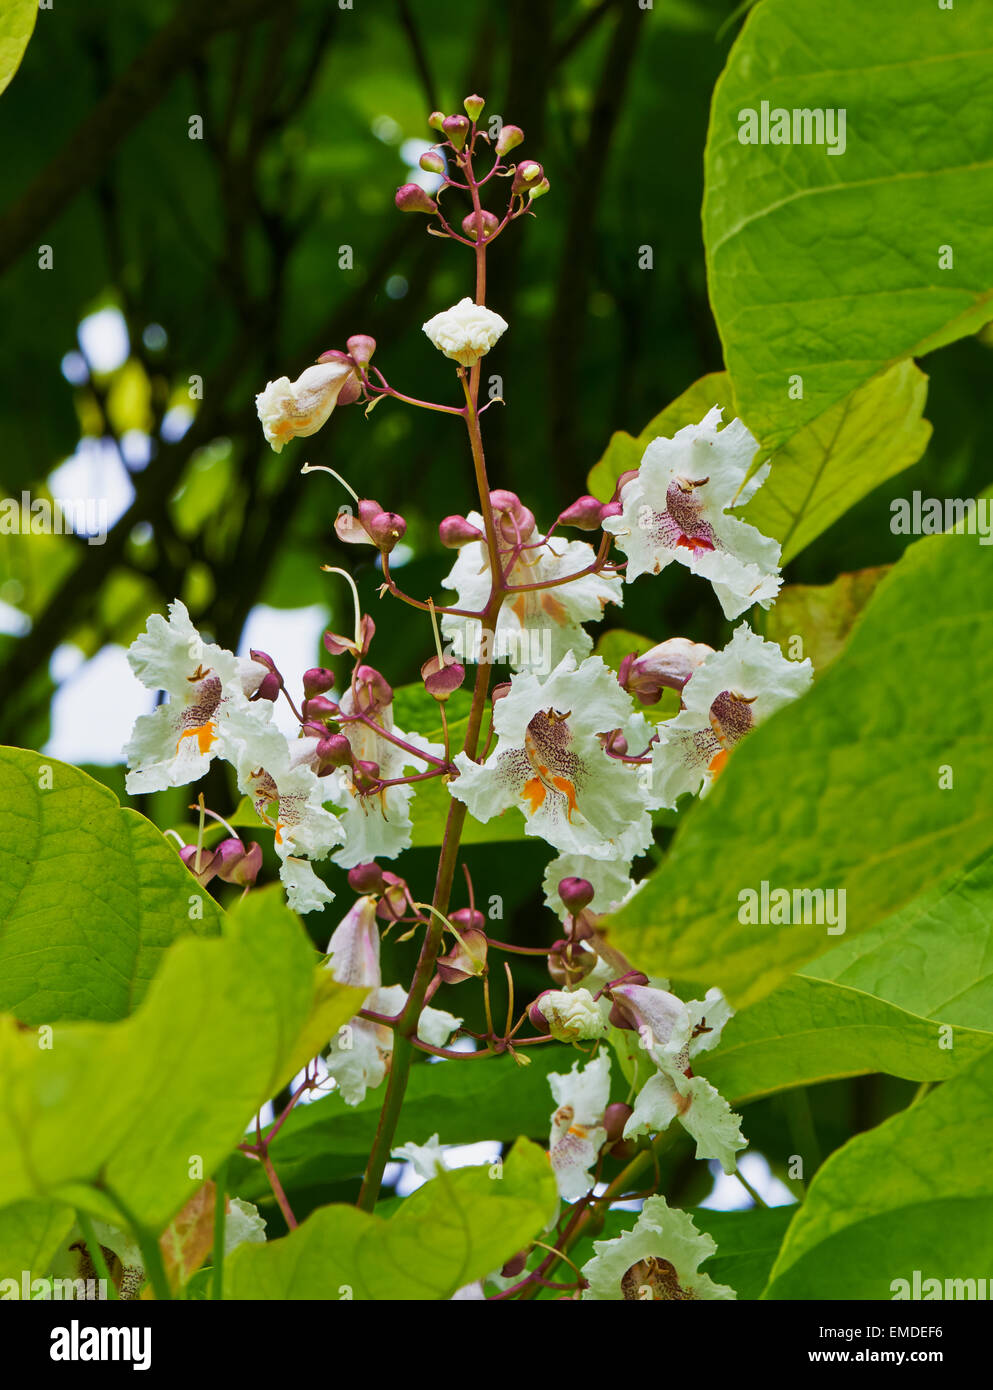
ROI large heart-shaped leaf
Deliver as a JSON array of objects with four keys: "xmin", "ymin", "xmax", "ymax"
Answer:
[
  {"xmin": 0, "ymin": 748, "xmax": 223, "ymax": 1024},
  {"xmin": 763, "ymin": 1046, "xmax": 993, "ymax": 1298},
  {"xmin": 610, "ymin": 528, "xmax": 993, "ymax": 1007},
  {"xmin": 224, "ymin": 1138, "xmax": 558, "ymax": 1300},
  {"xmin": 705, "ymin": 0, "xmax": 993, "ymax": 449}
]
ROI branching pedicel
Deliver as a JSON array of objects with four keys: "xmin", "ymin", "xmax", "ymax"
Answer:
[{"xmin": 124, "ymin": 93, "xmax": 812, "ymax": 1300}]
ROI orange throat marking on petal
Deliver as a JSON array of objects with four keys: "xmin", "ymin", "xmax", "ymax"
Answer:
[
  {"xmin": 511, "ymin": 593, "xmax": 529, "ymax": 624},
  {"xmin": 708, "ymin": 748, "xmax": 730, "ymax": 780},
  {"xmin": 176, "ymin": 721, "xmax": 216, "ymax": 756},
  {"xmin": 522, "ymin": 776, "xmax": 547, "ymax": 814}
]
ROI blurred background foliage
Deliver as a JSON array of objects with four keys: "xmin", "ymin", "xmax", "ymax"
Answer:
[{"xmin": 0, "ymin": 0, "xmax": 989, "ymax": 1205}]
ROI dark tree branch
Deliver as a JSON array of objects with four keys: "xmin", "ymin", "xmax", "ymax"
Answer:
[
  {"xmin": 0, "ymin": 0, "xmax": 275, "ymax": 276},
  {"xmin": 547, "ymin": 0, "xmax": 646, "ymax": 485}
]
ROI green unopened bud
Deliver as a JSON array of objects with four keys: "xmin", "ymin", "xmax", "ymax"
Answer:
[
  {"xmin": 495, "ymin": 124, "xmax": 524, "ymax": 157},
  {"xmin": 511, "ymin": 160, "xmax": 543, "ymax": 195},
  {"xmin": 419, "ymin": 149, "xmax": 446, "ymax": 175},
  {"xmin": 427, "ymin": 111, "xmax": 446, "ymax": 132},
  {"xmin": 528, "ymin": 176, "xmax": 550, "ymax": 201},
  {"xmin": 463, "ymin": 93, "xmax": 485, "ymax": 121},
  {"xmin": 442, "ymin": 114, "xmax": 470, "ymax": 151}
]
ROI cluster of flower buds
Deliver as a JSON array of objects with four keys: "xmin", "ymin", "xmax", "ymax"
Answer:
[
  {"xmin": 394, "ymin": 93, "xmax": 550, "ymax": 250},
  {"xmin": 347, "ymin": 861, "xmax": 412, "ymax": 923},
  {"xmin": 180, "ymin": 837, "xmax": 262, "ymax": 889}
]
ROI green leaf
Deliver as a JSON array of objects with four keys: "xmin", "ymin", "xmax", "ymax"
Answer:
[
  {"xmin": 587, "ymin": 372, "xmax": 734, "ymax": 502},
  {"xmin": 0, "ymin": 1200, "xmax": 75, "ymax": 1284},
  {"xmin": 0, "ymin": 747, "xmax": 223, "ymax": 1024},
  {"xmin": 763, "ymin": 1046, "xmax": 993, "ymax": 1298},
  {"xmin": 692, "ymin": 1205, "xmax": 795, "ymax": 1300},
  {"xmin": 741, "ymin": 363, "xmax": 932, "ymax": 562},
  {"xmin": 610, "ymin": 528, "xmax": 993, "ymax": 1008},
  {"xmin": 0, "ymin": 0, "xmax": 37, "ymax": 98},
  {"xmin": 227, "ymin": 1045, "xmax": 575, "ymax": 1199},
  {"xmin": 698, "ymin": 977, "xmax": 992, "ymax": 1105},
  {"xmin": 764, "ymin": 566, "xmax": 891, "ymax": 675},
  {"xmin": 0, "ymin": 886, "xmax": 365, "ymax": 1233},
  {"xmin": 704, "ymin": 0, "xmax": 993, "ymax": 449},
  {"xmin": 224, "ymin": 1138, "xmax": 558, "ymax": 1299},
  {"xmin": 807, "ymin": 851, "xmax": 993, "ymax": 1031}
]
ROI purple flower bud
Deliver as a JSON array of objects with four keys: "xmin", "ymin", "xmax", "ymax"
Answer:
[
  {"xmin": 461, "ymin": 210, "xmax": 500, "ymax": 241},
  {"xmin": 395, "ymin": 182, "xmax": 438, "ymax": 215},
  {"xmin": 442, "ymin": 114, "xmax": 470, "ymax": 150},
  {"xmin": 491, "ymin": 681, "xmax": 512, "ymax": 705},
  {"xmin": 180, "ymin": 844, "xmax": 217, "ymax": 886},
  {"xmin": 251, "ymin": 670, "xmax": 283, "ymax": 704},
  {"xmin": 421, "ymin": 654, "xmax": 465, "ymax": 701},
  {"xmin": 316, "ymin": 349, "xmax": 354, "ymax": 367},
  {"xmin": 317, "ymin": 734, "xmax": 353, "ymax": 772},
  {"xmin": 603, "ymin": 1102, "xmax": 634, "ymax": 1145},
  {"xmin": 490, "ymin": 488, "xmax": 536, "ymax": 543},
  {"xmin": 449, "ymin": 907, "xmax": 486, "ymax": 933},
  {"xmin": 303, "ymin": 667, "xmax": 335, "ymax": 698},
  {"xmin": 495, "ymin": 124, "xmax": 524, "ymax": 157},
  {"xmin": 547, "ymin": 939, "xmax": 597, "ymax": 986},
  {"xmin": 302, "ymin": 695, "xmax": 338, "ymax": 724},
  {"xmin": 600, "ymin": 500, "xmax": 623, "ymax": 519},
  {"xmin": 439, "ymin": 514, "xmax": 483, "ymax": 548},
  {"xmin": 419, "ymin": 149, "xmax": 446, "ymax": 175},
  {"xmin": 348, "ymin": 862, "xmax": 387, "ymax": 894},
  {"xmin": 352, "ymin": 759, "xmax": 381, "ymax": 792},
  {"xmin": 367, "ymin": 509, "xmax": 407, "ymax": 553},
  {"xmin": 354, "ymin": 664, "xmax": 392, "ymax": 714},
  {"xmin": 558, "ymin": 876, "xmax": 595, "ymax": 913},
  {"xmin": 376, "ymin": 878, "xmax": 408, "ymax": 922},
  {"xmin": 436, "ymin": 926, "xmax": 488, "ymax": 984},
  {"xmin": 463, "ymin": 94, "xmax": 485, "ymax": 121},
  {"xmin": 528, "ymin": 992, "xmax": 552, "ymax": 1032},
  {"xmin": 214, "ymin": 837, "xmax": 262, "ymax": 887},
  {"xmin": 346, "ymin": 334, "xmax": 377, "ymax": 366},
  {"xmin": 249, "ymin": 648, "xmax": 278, "ymax": 672},
  {"xmin": 500, "ymin": 1251, "xmax": 528, "ymax": 1278},
  {"xmin": 558, "ymin": 495, "xmax": 606, "ymax": 530},
  {"xmin": 511, "ymin": 160, "xmax": 543, "ymax": 195},
  {"xmin": 619, "ymin": 638, "xmax": 714, "ymax": 705}
]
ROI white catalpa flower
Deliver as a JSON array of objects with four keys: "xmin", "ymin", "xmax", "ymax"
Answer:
[
  {"xmin": 325, "ymin": 985, "xmax": 462, "ymax": 1106},
  {"xmin": 391, "ymin": 1133, "xmax": 446, "ymax": 1180},
  {"xmin": 228, "ymin": 718, "xmax": 344, "ymax": 914},
  {"xmin": 325, "ymin": 895, "xmax": 381, "ymax": 988},
  {"xmin": 611, "ymin": 982, "xmax": 745, "ymax": 1174},
  {"xmin": 422, "ymin": 297, "xmax": 508, "ymax": 366},
  {"xmin": 449, "ymin": 653, "xmax": 654, "ymax": 860},
  {"xmin": 538, "ymin": 987, "xmax": 609, "ymax": 1042},
  {"xmin": 548, "ymin": 1053, "xmax": 612, "ymax": 1201},
  {"xmin": 124, "ymin": 600, "xmax": 270, "ymax": 795},
  {"xmin": 329, "ymin": 689, "xmax": 445, "ymax": 869},
  {"xmin": 441, "ymin": 510, "xmax": 622, "ymax": 671},
  {"xmin": 581, "ymin": 1196, "xmax": 736, "ymax": 1301},
  {"xmin": 602, "ymin": 406, "xmax": 782, "ymax": 619},
  {"xmin": 648, "ymin": 622, "xmax": 813, "ymax": 810},
  {"xmin": 256, "ymin": 360, "xmax": 356, "ymax": 453}
]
